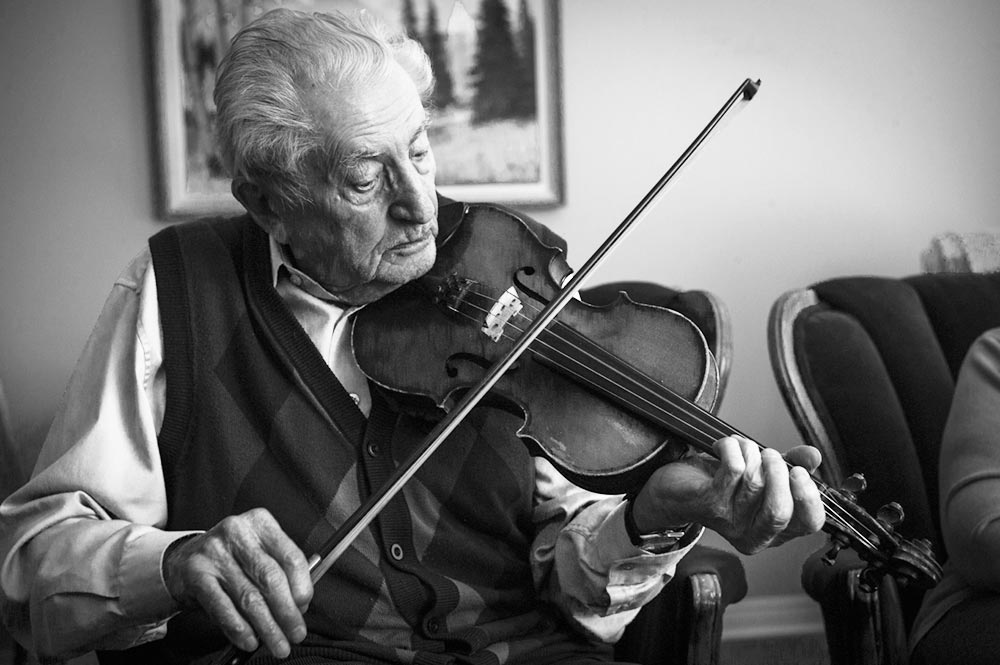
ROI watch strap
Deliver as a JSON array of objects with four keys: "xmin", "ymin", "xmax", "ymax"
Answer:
[{"xmin": 623, "ymin": 496, "xmax": 697, "ymax": 553}]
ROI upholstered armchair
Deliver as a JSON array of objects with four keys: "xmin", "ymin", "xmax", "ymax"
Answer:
[
  {"xmin": 767, "ymin": 271, "xmax": 1000, "ymax": 665},
  {"xmin": 582, "ymin": 281, "xmax": 746, "ymax": 665}
]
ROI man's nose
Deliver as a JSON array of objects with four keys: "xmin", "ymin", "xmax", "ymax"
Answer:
[{"xmin": 390, "ymin": 173, "xmax": 435, "ymax": 224}]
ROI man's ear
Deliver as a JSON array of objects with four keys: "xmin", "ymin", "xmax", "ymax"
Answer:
[{"xmin": 232, "ymin": 177, "xmax": 289, "ymax": 243}]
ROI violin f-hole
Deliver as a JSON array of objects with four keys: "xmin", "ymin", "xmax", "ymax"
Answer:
[{"xmin": 512, "ymin": 265, "xmax": 549, "ymax": 307}]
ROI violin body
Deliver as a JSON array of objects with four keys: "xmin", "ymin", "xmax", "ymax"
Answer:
[{"xmin": 354, "ymin": 204, "xmax": 719, "ymax": 493}]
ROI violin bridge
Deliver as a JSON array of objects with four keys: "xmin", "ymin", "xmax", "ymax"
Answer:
[{"xmin": 482, "ymin": 286, "xmax": 523, "ymax": 342}]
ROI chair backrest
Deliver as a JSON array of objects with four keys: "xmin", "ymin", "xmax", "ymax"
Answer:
[
  {"xmin": 580, "ymin": 280, "xmax": 733, "ymax": 408},
  {"xmin": 768, "ymin": 271, "xmax": 1000, "ymax": 629}
]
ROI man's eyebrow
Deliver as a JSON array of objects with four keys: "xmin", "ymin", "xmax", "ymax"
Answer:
[
  {"xmin": 338, "ymin": 114, "xmax": 432, "ymax": 170},
  {"xmin": 338, "ymin": 140, "xmax": 382, "ymax": 172},
  {"xmin": 340, "ymin": 148, "xmax": 376, "ymax": 171}
]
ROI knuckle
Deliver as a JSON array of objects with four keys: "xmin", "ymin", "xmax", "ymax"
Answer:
[
  {"xmin": 256, "ymin": 564, "xmax": 287, "ymax": 594},
  {"xmin": 724, "ymin": 459, "xmax": 746, "ymax": 479},
  {"xmin": 221, "ymin": 613, "xmax": 252, "ymax": 638},
  {"xmin": 767, "ymin": 515, "xmax": 790, "ymax": 533},
  {"xmin": 189, "ymin": 576, "xmax": 216, "ymax": 598},
  {"xmin": 237, "ymin": 586, "xmax": 267, "ymax": 616},
  {"xmin": 743, "ymin": 475, "xmax": 766, "ymax": 494},
  {"xmin": 279, "ymin": 544, "xmax": 308, "ymax": 568},
  {"xmin": 219, "ymin": 513, "xmax": 242, "ymax": 529},
  {"xmin": 247, "ymin": 506, "xmax": 274, "ymax": 527},
  {"xmin": 202, "ymin": 534, "xmax": 229, "ymax": 558},
  {"xmin": 766, "ymin": 505, "xmax": 793, "ymax": 532},
  {"xmin": 217, "ymin": 515, "xmax": 245, "ymax": 540}
]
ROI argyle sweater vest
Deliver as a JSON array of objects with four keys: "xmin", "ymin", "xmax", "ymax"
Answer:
[{"xmin": 115, "ymin": 204, "xmax": 611, "ymax": 665}]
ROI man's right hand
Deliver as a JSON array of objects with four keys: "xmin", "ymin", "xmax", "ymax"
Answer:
[{"xmin": 162, "ymin": 508, "xmax": 314, "ymax": 658}]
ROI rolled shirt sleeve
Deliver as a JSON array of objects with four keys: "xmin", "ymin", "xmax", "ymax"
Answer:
[
  {"xmin": 0, "ymin": 249, "xmax": 196, "ymax": 658},
  {"xmin": 530, "ymin": 457, "xmax": 701, "ymax": 642}
]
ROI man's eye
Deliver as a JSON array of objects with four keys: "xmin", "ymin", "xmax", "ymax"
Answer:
[{"xmin": 351, "ymin": 174, "xmax": 379, "ymax": 192}]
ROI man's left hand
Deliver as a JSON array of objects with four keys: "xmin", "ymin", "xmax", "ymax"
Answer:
[{"xmin": 629, "ymin": 436, "xmax": 825, "ymax": 554}]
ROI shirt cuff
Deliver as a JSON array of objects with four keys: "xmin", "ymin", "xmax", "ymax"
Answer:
[{"xmin": 118, "ymin": 528, "xmax": 202, "ymax": 621}]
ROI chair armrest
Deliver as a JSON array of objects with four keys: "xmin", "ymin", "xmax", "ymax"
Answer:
[
  {"xmin": 615, "ymin": 544, "xmax": 747, "ymax": 665},
  {"xmin": 801, "ymin": 548, "xmax": 907, "ymax": 665}
]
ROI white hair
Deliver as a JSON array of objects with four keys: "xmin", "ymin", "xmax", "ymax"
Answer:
[{"xmin": 214, "ymin": 8, "xmax": 434, "ymax": 210}]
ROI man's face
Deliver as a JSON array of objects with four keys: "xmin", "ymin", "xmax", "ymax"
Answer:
[{"xmin": 268, "ymin": 61, "xmax": 438, "ymax": 305}]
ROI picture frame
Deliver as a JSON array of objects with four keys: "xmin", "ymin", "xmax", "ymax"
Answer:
[{"xmin": 150, "ymin": 0, "xmax": 563, "ymax": 219}]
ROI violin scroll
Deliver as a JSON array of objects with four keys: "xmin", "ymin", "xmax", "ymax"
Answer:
[{"xmin": 819, "ymin": 471, "xmax": 943, "ymax": 593}]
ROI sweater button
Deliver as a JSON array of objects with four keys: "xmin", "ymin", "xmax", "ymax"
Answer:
[
  {"xmin": 425, "ymin": 616, "xmax": 441, "ymax": 634},
  {"xmin": 367, "ymin": 442, "xmax": 380, "ymax": 457},
  {"xmin": 390, "ymin": 543, "xmax": 404, "ymax": 560}
]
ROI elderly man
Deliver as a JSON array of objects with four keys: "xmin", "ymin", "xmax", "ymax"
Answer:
[{"xmin": 0, "ymin": 8, "xmax": 824, "ymax": 664}]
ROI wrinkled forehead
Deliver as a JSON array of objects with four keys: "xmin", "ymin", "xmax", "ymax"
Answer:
[{"xmin": 303, "ymin": 62, "xmax": 428, "ymax": 173}]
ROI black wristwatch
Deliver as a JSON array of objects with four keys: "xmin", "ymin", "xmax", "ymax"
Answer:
[{"xmin": 623, "ymin": 496, "xmax": 697, "ymax": 553}]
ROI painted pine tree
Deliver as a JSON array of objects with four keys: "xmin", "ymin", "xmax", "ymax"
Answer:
[
  {"xmin": 468, "ymin": 0, "xmax": 532, "ymax": 124},
  {"xmin": 424, "ymin": 2, "xmax": 455, "ymax": 109}
]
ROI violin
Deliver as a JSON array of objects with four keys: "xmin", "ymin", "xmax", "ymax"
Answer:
[
  {"xmin": 355, "ymin": 204, "xmax": 714, "ymax": 493},
  {"xmin": 213, "ymin": 78, "xmax": 941, "ymax": 665},
  {"xmin": 353, "ymin": 202, "xmax": 943, "ymax": 592}
]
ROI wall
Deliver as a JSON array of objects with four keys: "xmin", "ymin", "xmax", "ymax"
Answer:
[
  {"xmin": 1, "ymin": 0, "xmax": 999, "ymax": 628},
  {"xmin": 542, "ymin": 0, "xmax": 1000, "ymax": 602}
]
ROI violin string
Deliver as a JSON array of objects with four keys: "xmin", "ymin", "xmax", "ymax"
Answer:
[
  {"xmin": 512, "ymin": 296, "xmax": 755, "ymax": 444},
  {"xmin": 463, "ymin": 289, "xmax": 812, "ymax": 458},
  {"xmin": 464, "ymin": 290, "xmax": 747, "ymax": 450},
  {"xmin": 498, "ymin": 297, "xmax": 733, "ymax": 441},
  {"xmin": 507, "ymin": 294, "xmax": 848, "ymax": 482},
  {"xmin": 506, "ymin": 303, "xmax": 881, "ymax": 548},
  {"xmin": 463, "ymin": 289, "xmax": 803, "ymax": 460},
  {"xmin": 443, "ymin": 289, "xmax": 881, "ymax": 549}
]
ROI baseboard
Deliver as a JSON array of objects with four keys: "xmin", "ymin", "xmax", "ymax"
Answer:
[{"xmin": 722, "ymin": 592, "xmax": 825, "ymax": 641}]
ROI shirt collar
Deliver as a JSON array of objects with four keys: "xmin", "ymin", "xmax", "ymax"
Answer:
[{"xmin": 268, "ymin": 235, "xmax": 356, "ymax": 306}]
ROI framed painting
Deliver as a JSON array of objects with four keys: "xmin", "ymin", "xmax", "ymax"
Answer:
[{"xmin": 150, "ymin": 0, "xmax": 563, "ymax": 219}]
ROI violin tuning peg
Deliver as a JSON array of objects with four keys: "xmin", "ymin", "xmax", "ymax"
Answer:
[
  {"xmin": 840, "ymin": 473, "xmax": 867, "ymax": 495},
  {"xmin": 877, "ymin": 502, "xmax": 905, "ymax": 528},
  {"xmin": 822, "ymin": 540, "xmax": 846, "ymax": 566},
  {"xmin": 822, "ymin": 531, "xmax": 851, "ymax": 566},
  {"xmin": 858, "ymin": 566, "xmax": 884, "ymax": 594}
]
